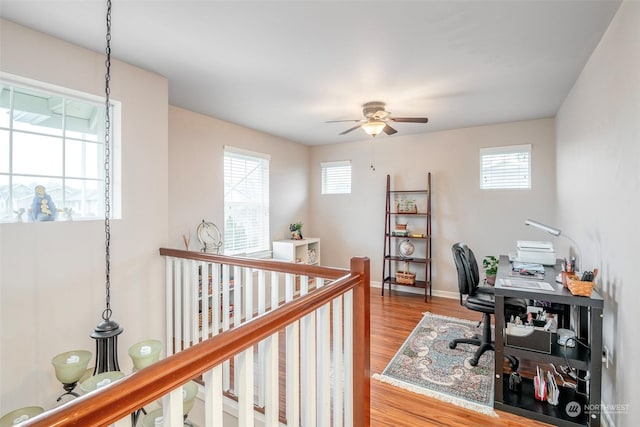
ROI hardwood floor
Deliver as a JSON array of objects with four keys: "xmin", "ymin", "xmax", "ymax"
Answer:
[{"xmin": 370, "ymin": 290, "xmax": 550, "ymax": 427}]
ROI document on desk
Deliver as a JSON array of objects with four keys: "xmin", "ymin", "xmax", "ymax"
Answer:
[{"xmin": 500, "ymin": 279, "xmax": 554, "ymax": 291}]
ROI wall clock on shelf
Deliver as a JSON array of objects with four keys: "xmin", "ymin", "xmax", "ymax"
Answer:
[{"xmin": 196, "ymin": 220, "xmax": 223, "ymax": 253}]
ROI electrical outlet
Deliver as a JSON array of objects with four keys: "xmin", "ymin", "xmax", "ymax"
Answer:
[{"xmin": 603, "ymin": 346, "xmax": 612, "ymax": 369}]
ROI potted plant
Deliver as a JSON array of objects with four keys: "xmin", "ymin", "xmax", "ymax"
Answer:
[
  {"xmin": 483, "ymin": 255, "xmax": 499, "ymax": 285},
  {"xmin": 289, "ymin": 221, "xmax": 303, "ymax": 240}
]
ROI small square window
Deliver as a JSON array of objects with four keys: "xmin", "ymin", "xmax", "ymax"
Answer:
[
  {"xmin": 480, "ymin": 144, "xmax": 531, "ymax": 190},
  {"xmin": 321, "ymin": 160, "xmax": 351, "ymax": 194}
]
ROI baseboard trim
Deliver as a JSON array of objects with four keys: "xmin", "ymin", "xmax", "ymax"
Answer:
[{"xmin": 370, "ymin": 280, "xmax": 459, "ymax": 300}]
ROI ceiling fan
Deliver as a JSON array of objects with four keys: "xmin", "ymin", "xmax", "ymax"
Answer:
[{"xmin": 327, "ymin": 101, "xmax": 428, "ymax": 137}]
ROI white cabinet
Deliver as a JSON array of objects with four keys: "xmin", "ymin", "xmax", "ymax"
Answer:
[{"xmin": 272, "ymin": 238, "xmax": 320, "ymax": 265}]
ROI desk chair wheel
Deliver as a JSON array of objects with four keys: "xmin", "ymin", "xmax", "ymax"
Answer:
[{"xmin": 447, "ymin": 342, "xmax": 480, "ymax": 366}]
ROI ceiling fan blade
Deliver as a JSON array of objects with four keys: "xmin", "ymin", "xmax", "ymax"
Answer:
[
  {"xmin": 389, "ymin": 117, "xmax": 429, "ymax": 123},
  {"xmin": 326, "ymin": 119, "xmax": 361, "ymax": 123},
  {"xmin": 383, "ymin": 124, "xmax": 397, "ymax": 135},
  {"xmin": 339, "ymin": 124, "xmax": 363, "ymax": 135}
]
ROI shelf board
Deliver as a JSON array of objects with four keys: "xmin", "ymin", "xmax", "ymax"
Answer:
[
  {"xmin": 383, "ymin": 276, "xmax": 427, "ymax": 289},
  {"xmin": 384, "ymin": 255, "xmax": 428, "ymax": 263},
  {"xmin": 387, "ymin": 234, "xmax": 429, "ymax": 239},
  {"xmin": 503, "ymin": 337, "xmax": 591, "ymax": 370},
  {"xmin": 389, "ymin": 190, "xmax": 428, "ymax": 194},
  {"xmin": 386, "ymin": 211, "xmax": 430, "ymax": 216},
  {"xmin": 497, "ymin": 376, "xmax": 592, "ymax": 426}
]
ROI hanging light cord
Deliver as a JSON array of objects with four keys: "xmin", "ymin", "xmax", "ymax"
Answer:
[{"xmin": 103, "ymin": 0, "xmax": 113, "ymax": 323}]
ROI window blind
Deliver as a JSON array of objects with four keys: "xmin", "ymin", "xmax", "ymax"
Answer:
[
  {"xmin": 321, "ymin": 160, "xmax": 351, "ymax": 194},
  {"xmin": 480, "ymin": 144, "xmax": 531, "ymax": 189},
  {"xmin": 223, "ymin": 147, "xmax": 270, "ymax": 255}
]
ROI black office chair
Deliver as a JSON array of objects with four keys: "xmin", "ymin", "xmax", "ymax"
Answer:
[{"xmin": 449, "ymin": 243, "xmax": 527, "ymax": 366}]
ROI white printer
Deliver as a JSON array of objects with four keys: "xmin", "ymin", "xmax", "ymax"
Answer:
[{"xmin": 515, "ymin": 240, "xmax": 556, "ymax": 265}]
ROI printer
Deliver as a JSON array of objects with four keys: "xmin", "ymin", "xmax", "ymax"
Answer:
[{"xmin": 516, "ymin": 241, "xmax": 556, "ymax": 265}]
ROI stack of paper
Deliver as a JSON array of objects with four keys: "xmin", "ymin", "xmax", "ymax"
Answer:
[{"xmin": 516, "ymin": 240, "xmax": 556, "ymax": 265}]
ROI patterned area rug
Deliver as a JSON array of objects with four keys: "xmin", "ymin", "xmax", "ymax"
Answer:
[{"xmin": 372, "ymin": 312, "xmax": 496, "ymax": 415}]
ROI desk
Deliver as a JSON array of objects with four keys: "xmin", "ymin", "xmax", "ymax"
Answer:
[{"xmin": 494, "ymin": 255, "xmax": 603, "ymax": 427}]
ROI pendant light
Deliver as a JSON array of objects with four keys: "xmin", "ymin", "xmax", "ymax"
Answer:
[{"xmin": 90, "ymin": 0, "xmax": 124, "ymax": 375}]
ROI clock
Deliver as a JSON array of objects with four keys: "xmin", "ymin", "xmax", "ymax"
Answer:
[{"xmin": 196, "ymin": 220, "xmax": 222, "ymax": 253}]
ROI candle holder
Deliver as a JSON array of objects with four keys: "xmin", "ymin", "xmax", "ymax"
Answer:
[{"xmin": 51, "ymin": 350, "xmax": 92, "ymax": 401}]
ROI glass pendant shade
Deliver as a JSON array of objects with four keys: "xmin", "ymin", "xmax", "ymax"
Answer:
[
  {"xmin": 80, "ymin": 370, "xmax": 125, "ymax": 394},
  {"xmin": 0, "ymin": 406, "xmax": 44, "ymax": 427},
  {"xmin": 52, "ymin": 350, "xmax": 92, "ymax": 385},
  {"xmin": 128, "ymin": 339, "xmax": 162, "ymax": 371},
  {"xmin": 362, "ymin": 120, "xmax": 386, "ymax": 137},
  {"xmin": 182, "ymin": 381, "xmax": 198, "ymax": 415},
  {"xmin": 141, "ymin": 408, "xmax": 163, "ymax": 427}
]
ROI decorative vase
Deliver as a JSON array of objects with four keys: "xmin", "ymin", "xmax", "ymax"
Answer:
[{"xmin": 486, "ymin": 274, "xmax": 496, "ymax": 286}]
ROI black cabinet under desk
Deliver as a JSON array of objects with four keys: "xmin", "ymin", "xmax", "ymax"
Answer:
[{"xmin": 493, "ymin": 255, "xmax": 604, "ymax": 427}]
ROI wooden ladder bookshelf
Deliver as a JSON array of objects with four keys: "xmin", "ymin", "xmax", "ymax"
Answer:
[{"xmin": 381, "ymin": 173, "xmax": 432, "ymax": 301}]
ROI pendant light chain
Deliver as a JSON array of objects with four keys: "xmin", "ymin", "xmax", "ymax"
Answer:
[{"xmin": 103, "ymin": 0, "xmax": 113, "ymax": 322}]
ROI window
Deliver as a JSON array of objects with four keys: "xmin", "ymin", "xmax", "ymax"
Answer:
[
  {"xmin": 224, "ymin": 147, "xmax": 270, "ymax": 255},
  {"xmin": 0, "ymin": 77, "xmax": 119, "ymax": 222},
  {"xmin": 480, "ymin": 144, "xmax": 531, "ymax": 190},
  {"xmin": 321, "ymin": 160, "xmax": 351, "ymax": 194}
]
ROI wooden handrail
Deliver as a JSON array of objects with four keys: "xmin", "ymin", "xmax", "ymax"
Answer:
[
  {"xmin": 159, "ymin": 248, "xmax": 348, "ymax": 280},
  {"xmin": 24, "ymin": 256, "xmax": 370, "ymax": 427}
]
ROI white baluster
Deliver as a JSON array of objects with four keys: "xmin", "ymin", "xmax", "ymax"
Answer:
[
  {"xmin": 204, "ymin": 366, "xmax": 224, "ymax": 427},
  {"xmin": 264, "ymin": 333, "xmax": 279, "ymax": 427},
  {"xmin": 201, "ymin": 262, "xmax": 210, "ymax": 341},
  {"xmin": 286, "ymin": 319, "xmax": 300, "ymax": 427},
  {"xmin": 165, "ymin": 258, "xmax": 174, "ymax": 356},
  {"xmin": 162, "ymin": 388, "xmax": 184, "ymax": 427},
  {"xmin": 343, "ymin": 290, "xmax": 354, "ymax": 427},
  {"xmin": 317, "ymin": 302, "xmax": 331, "ymax": 425},
  {"xmin": 191, "ymin": 260, "xmax": 199, "ymax": 344},
  {"xmin": 236, "ymin": 347, "xmax": 255, "ymax": 427},
  {"xmin": 301, "ymin": 310, "xmax": 316, "ymax": 426},
  {"xmin": 256, "ymin": 270, "xmax": 267, "ymax": 406},
  {"xmin": 182, "ymin": 259, "xmax": 191, "ymax": 348},
  {"xmin": 173, "ymin": 259, "xmax": 182, "ymax": 352},
  {"xmin": 332, "ymin": 296, "xmax": 344, "ymax": 427}
]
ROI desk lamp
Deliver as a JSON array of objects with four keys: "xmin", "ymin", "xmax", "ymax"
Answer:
[{"xmin": 524, "ymin": 219, "xmax": 582, "ymax": 271}]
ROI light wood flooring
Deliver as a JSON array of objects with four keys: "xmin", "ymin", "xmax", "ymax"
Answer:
[{"xmin": 370, "ymin": 289, "xmax": 550, "ymax": 427}]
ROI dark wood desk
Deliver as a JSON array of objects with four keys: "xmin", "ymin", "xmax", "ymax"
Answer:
[{"xmin": 494, "ymin": 255, "xmax": 603, "ymax": 427}]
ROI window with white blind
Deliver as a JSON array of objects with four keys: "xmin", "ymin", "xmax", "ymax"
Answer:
[
  {"xmin": 480, "ymin": 144, "xmax": 531, "ymax": 190},
  {"xmin": 321, "ymin": 160, "xmax": 351, "ymax": 194},
  {"xmin": 223, "ymin": 147, "xmax": 270, "ymax": 255}
]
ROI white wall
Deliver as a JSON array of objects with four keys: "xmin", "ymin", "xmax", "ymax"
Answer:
[
  {"xmin": 168, "ymin": 106, "xmax": 310, "ymax": 251},
  {"xmin": 309, "ymin": 118, "xmax": 556, "ymax": 295},
  {"xmin": 556, "ymin": 2, "xmax": 639, "ymax": 425},
  {"xmin": 0, "ymin": 20, "xmax": 169, "ymax": 412}
]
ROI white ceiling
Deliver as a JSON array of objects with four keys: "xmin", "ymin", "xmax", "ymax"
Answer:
[{"xmin": 0, "ymin": 0, "xmax": 621, "ymax": 145}]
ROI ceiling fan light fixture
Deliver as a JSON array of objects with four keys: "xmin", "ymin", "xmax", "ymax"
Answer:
[{"xmin": 362, "ymin": 120, "xmax": 386, "ymax": 137}]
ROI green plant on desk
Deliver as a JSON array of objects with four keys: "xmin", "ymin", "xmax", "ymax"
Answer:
[{"xmin": 483, "ymin": 255, "xmax": 499, "ymax": 285}]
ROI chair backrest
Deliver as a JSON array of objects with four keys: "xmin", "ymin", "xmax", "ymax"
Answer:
[{"xmin": 451, "ymin": 243, "xmax": 480, "ymax": 302}]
